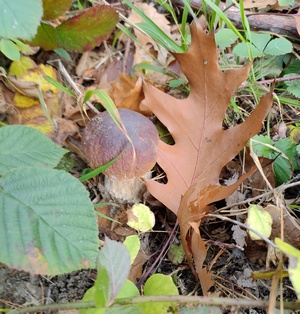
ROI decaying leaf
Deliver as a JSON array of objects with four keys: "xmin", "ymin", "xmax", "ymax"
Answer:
[
  {"xmin": 4, "ymin": 62, "xmax": 78, "ymax": 144},
  {"xmin": 142, "ymin": 19, "xmax": 273, "ymax": 292}
]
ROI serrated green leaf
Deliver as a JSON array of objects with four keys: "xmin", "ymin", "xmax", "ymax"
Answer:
[
  {"xmin": 264, "ymin": 38, "xmax": 293, "ymax": 56},
  {"xmin": 29, "ymin": 23, "xmax": 59, "ymax": 51},
  {"xmin": 123, "ymin": 235, "xmax": 140, "ymax": 264},
  {"xmin": 275, "ymin": 238, "xmax": 300, "ymax": 300},
  {"xmin": 251, "ymin": 135, "xmax": 274, "ymax": 159},
  {"xmin": 0, "ymin": 0, "xmax": 43, "ymax": 40},
  {"xmin": 215, "ymin": 29, "xmax": 238, "ymax": 49},
  {"xmin": 56, "ymin": 5, "xmax": 118, "ymax": 52},
  {"xmin": 273, "ymin": 156, "xmax": 292, "ymax": 185},
  {"xmin": 0, "ymin": 125, "xmax": 67, "ymax": 175},
  {"xmin": 0, "ymin": 167, "xmax": 98, "ymax": 275},
  {"xmin": 81, "ymin": 280, "xmax": 140, "ymax": 314},
  {"xmin": 95, "ymin": 262, "xmax": 111, "ymax": 308},
  {"xmin": 42, "ymin": 0, "xmax": 73, "ymax": 20},
  {"xmin": 139, "ymin": 274, "xmax": 179, "ymax": 314},
  {"xmin": 0, "ymin": 38, "xmax": 20, "ymax": 61},
  {"xmin": 97, "ymin": 237, "xmax": 131, "ymax": 303}
]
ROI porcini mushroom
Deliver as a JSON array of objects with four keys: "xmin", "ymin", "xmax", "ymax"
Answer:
[{"xmin": 82, "ymin": 108, "xmax": 159, "ymax": 203}]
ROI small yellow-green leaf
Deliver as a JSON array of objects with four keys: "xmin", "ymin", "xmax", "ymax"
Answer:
[
  {"xmin": 123, "ymin": 235, "xmax": 140, "ymax": 265},
  {"xmin": 275, "ymin": 238, "xmax": 300, "ymax": 300},
  {"xmin": 127, "ymin": 204, "xmax": 155, "ymax": 232},
  {"xmin": 168, "ymin": 242, "xmax": 185, "ymax": 265},
  {"xmin": 138, "ymin": 274, "xmax": 179, "ymax": 313},
  {"xmin": 246, "ymin": 204, "xmax": 272, "ymax": 241}
]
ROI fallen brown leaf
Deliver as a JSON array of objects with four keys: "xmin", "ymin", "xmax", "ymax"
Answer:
[{"xmin": 141, "ymin": 18, "xmax": 273, "ymax": 293}]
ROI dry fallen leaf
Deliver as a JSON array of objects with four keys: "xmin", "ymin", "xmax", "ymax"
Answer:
[
  {"xmin": 141, "ymin": 18, "xmax": 273, "ymax": 293},
  {"xmin": 243, "ymin": 0, "xmax": 277, "ymax": 9}
]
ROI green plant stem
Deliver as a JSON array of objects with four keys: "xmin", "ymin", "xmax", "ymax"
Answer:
[{"xmin": 8, "ymin": 296, "xmax": 300, "ymax": 313}]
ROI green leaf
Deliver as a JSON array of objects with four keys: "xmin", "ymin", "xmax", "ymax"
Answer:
[
  {"xmin": 42, "ymin": 0, "xmax": 73, "ymax": 20},
  {"xmin": 97, "ymin": 237, "xmax": 131, "ymax": 303},
  {"xmin": 0, "ymin": 125, "xmax": 67, "ymax": 175},
  {"xmin": 29, "ymin": 23, "xmax": 59, "ymax": 51},
  {"xmin": 95, "ymin": 262, "xmax": 111, "ymax": 308},
  {"xmin": 0, "ymin": 167, "xmax": 98, "ymax": 275},
  {"xmin": 54, "ymin": 48, "xmax": 72, "ymax": 61},
  {"xmin": 284, "ymin": 74, "xmax": 300, "ymax": 98},
  {"xmin": 116, "ymin": 279, "xmax": 140, "ymax": 299},
  {"xmin": 0, "ymin": 0, "xmax": 43, "ymax": 40},
  {"xmin": 264, "ymin": 38, "xmax": 293, "ymax": 56},
  {"xmin": 0, "ymin": 38, "xmax": 20, "ymax": 61},
  {"xmin": 278, "ymin": 0, "xmax": 294, "ymax": 5},
  {"xmin": 139, "ymin": 274, "xmax": 179, "ymax": 313},
  {"xmin": 246, "ymin": 204, "xmax": 272, "ymax": 241},
  {"xmin": 251, "ymin": 135, "xmax": 274, "ymax": 159},
  {"xmin": 273, "ymin": 138, "xmax": 295, "ymax": 185},
  {"xmin": 127, "ymin": 204, "xmax": 155, "ymax": 232},
  {"xmin": 233, "ymin": 41, "xmax": 264, "ymax": 58},
  {"xmin": 275, "ymin": 238, "xmax": 300, "ymax": 300},
  {"xmin": 81, "ymin": 280, "xmax": 140, "ymax": 314},
  {"xmin": 123, "ymin": 235, "xmax": 140, "ymax": 264},
  {"xmin": 56, "ymin": 5, "xmax": 118, "ymax": 52},
  {"xmin": 215, "ymin": 28, "xmax": 238, "ymax": 49},
  {"xmin": 168, "ymin": 242, "xmax": 185, "ymax": 265},
  {"xmin": 250, "ymin": 33, "xmax": 271, "ymax": 52}
]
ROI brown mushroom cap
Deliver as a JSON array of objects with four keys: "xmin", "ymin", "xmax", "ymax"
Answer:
[{"xmin": 82, "ymin": 109, "xmax": 159, "ymax": 180}]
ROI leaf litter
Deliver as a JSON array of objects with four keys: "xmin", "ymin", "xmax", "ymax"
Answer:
[{"xmin": 1, "ymin": 0, "xmax": 300, "ymax": 310}]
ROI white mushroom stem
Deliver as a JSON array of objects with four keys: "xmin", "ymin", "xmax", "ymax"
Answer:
[{"xmin": 104, "ymin": 172, "xmax": 152, "ymax": 203}]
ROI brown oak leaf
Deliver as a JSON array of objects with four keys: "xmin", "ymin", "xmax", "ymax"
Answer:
[{"xmin": 141, "ymin": 18, "xmax": 273, "ymax": 292}]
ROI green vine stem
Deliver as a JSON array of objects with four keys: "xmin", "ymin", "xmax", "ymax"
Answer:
[{"xmin": 7, "ymin": 295, "xmax": 300, "ymax": 313}]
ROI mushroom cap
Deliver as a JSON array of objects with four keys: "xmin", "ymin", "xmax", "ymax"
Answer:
[{"xmin": 82, "ymin": 109, "xmax": 159, "ymax": 180}]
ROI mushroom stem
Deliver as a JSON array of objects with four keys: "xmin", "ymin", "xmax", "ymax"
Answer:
[{"xmin": 104, "ymin": 172, "xmax": 152, "ymax": 203}]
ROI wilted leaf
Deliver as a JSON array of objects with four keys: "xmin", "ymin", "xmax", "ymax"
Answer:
[
  {"xmin": 246, "ymin": 204, "xmax": 272, "ymax": 241},
  {"xmin": 56, "ymin": 5, "xmax": 118, "ymax": 52},
  {"xmin": 9, "ymin": 56, "xmax": 37, "ymax": 76},
  {"xmin": 142, "ymin": 18, "xmax": 273, "ymax": 292}
]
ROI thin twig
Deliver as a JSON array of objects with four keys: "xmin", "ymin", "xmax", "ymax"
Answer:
[
  {"xmin": 206, "ymin": 214, "xmax": 276, "ymax": 248},
  {"xmin": 8, "ymin": 295, "xmax": 300, "ymax": 314}
]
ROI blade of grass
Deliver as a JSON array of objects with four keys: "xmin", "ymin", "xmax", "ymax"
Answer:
[
  {"xmin": 79, "ymin": 153, "xmax": 121, "ymax": 182},
  {"xmin": 203, "ymin": 0, "xmax": 246, "ymax": 43},
  {"xmin": 44, "ymin": 75, "xmax": 76, "ymax": 97},
  {"xmin": 122, "ymin": 0, "xmax": 184, "ymax": 53}
]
